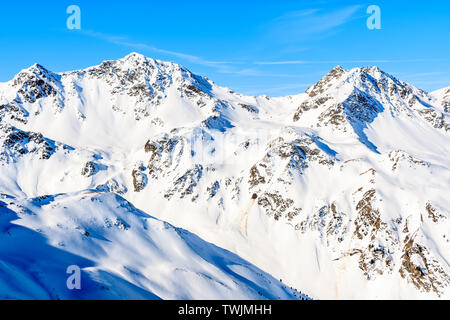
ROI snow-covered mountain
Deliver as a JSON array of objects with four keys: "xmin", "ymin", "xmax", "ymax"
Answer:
[
  {"xmin": 0, "ymin": 53, "xmax": 449, "ymax": 299},
  {"xmin": 0, "ymin": 191, "xmax": 306, "ymax": 300}
]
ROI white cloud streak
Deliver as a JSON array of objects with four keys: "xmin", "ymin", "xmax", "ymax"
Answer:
[
  {"xmin": 78, "ymin": 30, "xmax": 306, "ymax": 78},
  {"xmin": 254, "ymin": 59, "xmax": 448, "ymax": 65},
  {"xmin": 80, "ymin": 30, "xmax": 235, "ymax": 68},
  {"xmin": 268, "ymin": 5, "xmax": 363, "ymax": 39}
]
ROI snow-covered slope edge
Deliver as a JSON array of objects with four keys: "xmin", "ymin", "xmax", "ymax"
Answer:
[{"xmin": 0, "ymin": 191, "xmax": 308, "ymax": 300}]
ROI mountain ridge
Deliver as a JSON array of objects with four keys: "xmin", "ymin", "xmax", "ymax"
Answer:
[
  {"xmin": 0, "ymin": 53, "xmax": 449, "ymax": 299},
  {"xmin": 0, "ymin": 190, "xmax": 308, "ymax": 300}
]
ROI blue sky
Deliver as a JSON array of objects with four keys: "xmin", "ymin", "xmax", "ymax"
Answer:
[{"xmin": 0, "ymin": 0, "xmax": 449, "ymax": 96}]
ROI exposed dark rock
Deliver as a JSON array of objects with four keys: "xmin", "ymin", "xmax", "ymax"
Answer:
[
  {"xmin": 132, "ymin": 169, "xmax": 148, "ymax": 192},
  {"xmin": 81, "ymin": 161, "xmax": 99, "ymax": 177}
]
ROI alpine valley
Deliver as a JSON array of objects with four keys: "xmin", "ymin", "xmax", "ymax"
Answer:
[{"xmin": 0, "ymin": 53, "xmax": 449, "ymax": 300}]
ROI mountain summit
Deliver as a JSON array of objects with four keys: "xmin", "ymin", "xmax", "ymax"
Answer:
[{"xmin": 0, "ymin": 54, "xmax": 449, "ymax": 300}]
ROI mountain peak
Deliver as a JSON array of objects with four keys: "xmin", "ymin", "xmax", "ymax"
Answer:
[
  {"xmin": 18, "ymin": 63, "xmax": 52, "ymax": 79},
  {"xmin": 119, "ymin": 52, "xmax": 160, "ymax": 67},
  {"xmin": 123, "ymin": 52, "xmax": 148, "ymax": 61},
  {"xmin": 361, "ymin": 65, "xmax": 382, "ymax": 74},
  {"xmin": 30, "ymin": 63, "xmax": 48, "ymax": 72},
  {"xmin": 308, "ymin": 64, "xmax": 416, "ymax": 99},
  {"xmin": 356, "ymin": 66, "xmax": 399, "ymax": 84},
  {"xmin": 11, "ymin": 62, "xmax": 60, "ymax": 92},
  {"xmin": 294, "ymin": 64, "xmax": 443, "ymax": 136},
  {"xmin": 306, "ymin": 65, "xmax": 347, "ymax": 97},
  {"xmin": 330, "ymin": 65, "xmax": 345, "ymax": 74},
  {"xmin": 115, "ymin": 52, "xmax": 187, "ymax": 72}
]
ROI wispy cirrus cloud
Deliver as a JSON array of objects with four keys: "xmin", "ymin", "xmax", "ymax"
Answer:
[
  {"xmin": 238, "ymin": 83, "xmax": 311, "ymax": 96},
  {"xmin": 80, "ymin": 30, "xmax": 235, "ymax": 69},
  {"xmin": 254, "ymin": 60, "xmax": 308, "ymax": 65},
  {"xmin": 267, "ymin": 5, "xmax": 363, "ymax": 40},
  {"xmin": 404, "ymin": 71, "xmax": 447, "ymax": 78},
  {"xmin": 254, "ymin": 59, "xmax": 448, "ymax": 65},
  {"xmin": 77, "ymin": 30, "xmax": 304, "ymax": 79},
  {"xmin": 217, "ymin": 67, "xmax": 302, "ymax": 78}
]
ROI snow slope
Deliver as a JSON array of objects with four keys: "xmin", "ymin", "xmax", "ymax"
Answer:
[
  {"xmin": 0, "ymin": 53, "xmax": 449, "ymax": 299},
  {"xmin": 0, "ymin": 191, "xmax": 306, "ymax": 300}
]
